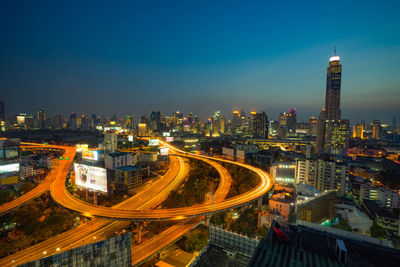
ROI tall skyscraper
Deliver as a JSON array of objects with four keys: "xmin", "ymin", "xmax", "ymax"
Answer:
[
  {"xmin": 36, "ymin": 109, "xmax": 47, "ymax": 129},
  {"xmin": 150, "ymin": 110, "xmax": 162, "ymax": 132},
  {"xmin": 232, "ymin": 110, "xmax": 240, "ymax": 134},
  {"xmin": 325, "ymin": 49, "xmax": 342, "ymax": 121},
  {"xmin": 316, "ymin": 50, "xmax": 349, "ymax": 155},
  {"xmin": 251, "ymin": 111, "xmax": 269, "ymax": 139},
  {"xmin": 124, "ymin": 115, "xmax": 135, "ymax": 131}
]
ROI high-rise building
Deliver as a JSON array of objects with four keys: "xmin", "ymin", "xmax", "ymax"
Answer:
[
  {"xmin": 187, "ymin": 113, "xmax": 193, "ymax": 124},
  {"xmin": 250, "ymin": 111, "xmax": 268, "ymax": 139},
  {"xmin": 353, "ymin": 123, "xmax": 364, "ymax": 139},
  {"xmin": 150, "ymin": 110, "xmax": 162, "ymax": 132},
  {"xmin": 316, "ymin": 50, "xmax": 349, "ymax": 155},
  {"xmin": 232, "ymin": 110, "xmax": 240, "ymax": 134},
  {"xmin": 325, "ymin": 49, "xmax": 342, "ymax": 121},
  {"xmin": 124, "ymin": 115, "xmax": 134, "ymax": 131},
  {"xmin": 372, "ymin": 125, "xmax": 381, "ymax": 139},
  {"xmin": 391, "ymin": 117, "xmax": 397, "ymax": 130},
  {"xmin": 104, "ymin": 132, "xmax": 118, "ymax": 153},
  {"xmin": 36, "ymin": 109, "xmax": 46, "ymax": 129},
  {"xmin": 323, "ymin": 120, "xmax": 350, "ymax": 155},
  {"xmin": 296, "ymin": 158, "xmax": 349, "ymax": 195},
  {"xmin": 269, "ymin": 120, "xmax": 279, "ymax": 138},
  {"xmin": 220, "ymin": 116, "xmax": 226, "ymax": 134},
  {"xmin": 68, "ymin": 113, "xmax": 78, "ymax": 130},
  {"xmin": 309, "ymin": 116, "xmax": 318, "ymax": 136},
  {"xmin": 212, "ymin": 111, "xmax": 221, "ymax": 137},
  {"xmin": 138, "ymin": 123, "xmax": 148, "ymax": 136},
  {"xmin": 286, "ymin": 108, "xmax": 296, "ymax": 136},
  {"xmin": 52, "ymin": 114, "xmax": 64, "ymax": 130}
]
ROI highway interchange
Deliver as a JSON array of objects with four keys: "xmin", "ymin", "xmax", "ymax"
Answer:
[{"xmin": 0, "ymin": 140, "xmax": 273, "ymax": 266}]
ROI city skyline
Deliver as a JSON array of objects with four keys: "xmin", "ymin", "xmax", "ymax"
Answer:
[{"xmin": 1, "ymin": 1, "xmax": 400, "ymax": 122}]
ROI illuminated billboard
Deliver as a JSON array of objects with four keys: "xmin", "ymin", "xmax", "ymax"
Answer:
[
  {"xmin": 148, "ymin": 139, "xmax": 159, "ymax": 146},
  {"xmin": 74, "ymin": 163, "xmax": 107, "ymax": 193},
  {"xmin": 75, "ymin": 144, "xmax": 89, "ymax": 152},
  {"xmin": 128, "ymin": 135, "xmax": 134, "ymax": 142},
  {"xmin": 166, "ymin": 137, "xmax": 174, "ymax": 142},
  {"xmin": 162, "ymin": 132, "xmax": 171, "ymax": 137},
  {"xmin": 159, "ymin": 147, "xmax": 169, "ymax": 156},
  {"xmin": 82, "ymin": 150, "xmax": 99, "ymax": 161},
  {"xmin": 0, "ymin": 163, "xmax": 20, "ymax": 174}
]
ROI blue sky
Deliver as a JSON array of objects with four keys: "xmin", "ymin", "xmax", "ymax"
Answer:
[{"xmin": 1, "ymin": 0, "xmax": 399, "ymax": 122}]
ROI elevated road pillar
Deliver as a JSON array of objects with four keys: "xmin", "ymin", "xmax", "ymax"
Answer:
[
  {"xmin": 205, "ymin": 215, "xmax": 211, "ymax": 227},
  {"xmin": 257, "ymin": 197, "xmax": 263, "ymax": 212},
  {"xmin": 136, "ymin": 223, "xmax": 143, "ymax": 244},
  {"xmin": 93, "ymin": 191, "xmax": 98, "ymax": 206}
]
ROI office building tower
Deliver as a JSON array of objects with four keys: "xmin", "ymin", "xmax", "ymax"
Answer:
[
  {"xmin": 251, "ymin": 111, "xmax": 269, "ymax": 139},
  {"xmin": 353, "ymin": 123, "xmax": 364, "ymax": 139},
  {"xmin": 52, "ymin": 114, "xmax": 64, "ymax": 129},
  {"xmin": 372, "ymin": 125, "xmax": 381, "ymax": 139},
  {"xmin": 220, "ymin": 116, "xmax": 225, "ymax": 134},
  {"xmin": 212, "ymin": 111, "xmax": 221, "ymax": 137},
  {"xmin": 269, "ymin": 120, "xmax": 279, "ymax": 138},
  {"xmin": 286, "ymin": 108, "xmax": 296, "ymax": 136},
  {"xmin": 232, "ymin": 110, "xmax": 240, "ymax": 134},
  {"xmin": 138, "ymin": 123, "xmax": 148, "ymax": 136},
  {"xmin": 316, "ymin": 50, "xmax": 349, "ymax": 155},
  {"xmin": 309, "ymin": 116, "xmax": 318, "ymax": 136},
  {"xmin": 150, "ymin": 110, "xmax": 162, "ymax": 132},
  {"xmin": 124, "ymin": 115, "xmax": 134, "ymax": 131},
  {"xmin": 323, "ymin": 119, "xmax": 350, "ymax": 155},
  {"xmin": 325, "ymin": 49, "xmax": 342, "ymax": 121},
  {"xmin": 68, "ymin": 113, "xmax": 78, "ymax": 130},
  {"xmin": 173, "ymin": 111, "xmax": 183, "ymax": 126},
  {"xmin": 104, "ymin": 132, "xmax": 118, "ymax": 153},
  {"xmin": 392, "ymin": 117, "xmax": 397, "ymax": 130},
  {"xmin": 36, "ymin": 109, "xmax": 46, "ymax": 129},
  {"xmin": 187, "ymin": 113, "xmax": 193, "ymax": 124}
]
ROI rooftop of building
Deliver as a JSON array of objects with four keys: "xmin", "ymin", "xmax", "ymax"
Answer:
[
  {"xmin": 106, "ymin": 152, "xmax": 130, "ymax": 157},
  {"xmin": 248, "ymin": 221, "xmax": 400, "ymax": 267},
  {"xmin": 116, "ymin": 165, "xmax": 142, "ymax": 172},
  {"xmin": 192, "ymin": 244, "xmax": 250, "ymax": 267},
  {"xmin": 362, "ymin": 199, "xmax": 397, "ymax": 219},
  {"xmin": 297, "ymin": 190, "xmax": 336, "ymax": 207},
  {"xmin": 335, "ymin": 196, "xmax": 355, "ymax": 206}
]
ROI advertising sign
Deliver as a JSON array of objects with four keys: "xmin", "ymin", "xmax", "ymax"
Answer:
[
  {"xmin": 75, "ymin": 144, "xmax": 89, "ymax": 152},
  {"xmin": 159, "ymin": 147, "xmax": 169, "ymax": 156},
  {"xmin": 82, "ymin": 150, "xmax": 99, "ymax": 161},
  {"xmin": 148, "ymin": 139, "xmax": 159, "ymax": 146},
  {"xmin": 0, "ymin": 163, "xmax": 20, "ymax": 174},
  {"xmin": 162, "ymin": 132, "xmax": 171, "ymax": 137},
  {"xmin": 166, "ymin": 137, "xmax": 174, "ymax": 142},
  {"xmin": 128, "ymin": 135, "xmax": 134, "ymax": 142},
  {"xmin": 74, "ymin": 163, "xmax": 107, "ymax": 192}
]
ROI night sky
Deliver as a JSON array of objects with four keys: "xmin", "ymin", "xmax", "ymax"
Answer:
[{"xmin": 1, "ymin": 0, "xmax": 399, "ymax": 122}]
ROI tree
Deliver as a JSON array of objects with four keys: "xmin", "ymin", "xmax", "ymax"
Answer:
[
  {"xmin": 370, "ymin": 223, "xmax": 386, "ymax": 239},
  {"xmin": 14, "ymin": 202, "xmax": 42, "ymax": 235},
  {"xmin": 19, "ymin": 182, "xmax": 35, "ymax": 195},
  {"xmin": 0, "ymin": 191, "xmax": 14, "ymax": 205},
  {"xmin": 332, "ymin": 218, "xmax": 352, "ymax": 232}
]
